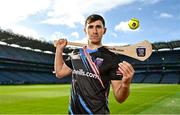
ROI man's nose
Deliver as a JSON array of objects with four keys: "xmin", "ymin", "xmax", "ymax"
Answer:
[{"xmin": 93, "ymin": 27, "xmax": 98, "ymax": 33}]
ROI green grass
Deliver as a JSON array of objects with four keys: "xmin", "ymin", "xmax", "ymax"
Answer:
[{"xmin": 0, "ymin": 84, "xmax": 180, "ymax": 114}]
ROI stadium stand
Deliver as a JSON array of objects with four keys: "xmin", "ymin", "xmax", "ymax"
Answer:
[
  {"xmin": 143, "ymin": 72, "xmax": 162, "ymax": 83},
  {"xmin": 0, "ymin": 48, "xmax": 71, "ymax": 85},
  {"xmin": 132, "ymin": 49, "xmax": 180, "ymax": 84},
  {"xmin": 0, "ymin": 29, "xmax": 71, "ymax": 84},
  {"xmin": 0, "ymin": 28, "xmax": 180, "ymax": 84},
  {"xmin": 131, "ymin": 73, "xmax": 146, "ymax": 83},
  {"xmin": 161, "ymin": 72, "xmax": 180, "ymax": 84}
]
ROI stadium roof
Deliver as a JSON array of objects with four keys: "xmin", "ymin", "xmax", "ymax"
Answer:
[
  {"xmin": 0, "ymin": 29, "xmax": 55, "ymax": 52},
  {"xmin": 0, "ymin": 28, "xmax": 180, "ymax": 52},
  {"xmin": 152, "ymin": 40, "xmax": 180, "ymax": 50}
]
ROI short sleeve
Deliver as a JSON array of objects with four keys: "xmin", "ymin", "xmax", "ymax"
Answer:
[
  {"xmin": 64, "ymin": 55, "xmax": 73, "ymax": 69},
  {"xmin": 97, "ymin": 47, "xmax": 123, "ymax": 81},
  {"xmin": 109, "ymin": 61, "xmax": 122, "ymax": 80}
]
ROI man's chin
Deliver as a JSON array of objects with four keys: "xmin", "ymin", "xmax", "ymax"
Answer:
[{"xmin": 91, "ymin": 41, "xmax": 101, "ymax": 45}]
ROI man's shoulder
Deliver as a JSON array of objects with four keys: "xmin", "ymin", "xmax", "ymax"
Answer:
[
  {"xmin": 98, "ymin": 46, "xmax": 118, "ymax": 57},
  {"xmin": 70, "ymin": 48, "xmax": 80, "ymax": 54}
]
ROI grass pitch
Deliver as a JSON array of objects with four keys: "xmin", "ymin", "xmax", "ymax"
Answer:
[{"xmin": 0, "ymin": 84, "xmax": 180, "ymax": 114}]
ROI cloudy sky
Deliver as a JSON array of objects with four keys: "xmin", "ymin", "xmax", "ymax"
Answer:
[{"xmin": 0, "ymin": 0, "xmax": 179, "ymax": 45}]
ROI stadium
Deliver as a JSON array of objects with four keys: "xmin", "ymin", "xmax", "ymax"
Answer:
[{"xmin": 0, "ymin": 29, "xmax": 180, "ymax": 114}]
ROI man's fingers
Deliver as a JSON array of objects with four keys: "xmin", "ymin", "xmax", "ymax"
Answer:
[
  {"xmin": 54, "ymin": 39, "xmax": 67, "ymax": 47},
  {"xmin": 54, "ymin": 40, "xmax": 58, "ymax": 47},
  {"xmin": 118, "ymin": 61, "xmax": 134, "ymax": 77},
  {"xmin": 122, "ymin": 61, "xmax": 134, "ymax": 74}
]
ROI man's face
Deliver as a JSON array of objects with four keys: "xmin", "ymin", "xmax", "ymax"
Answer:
[{"xmin": 84, "ymin": 20, "xmax": 106, "ymax": 44}]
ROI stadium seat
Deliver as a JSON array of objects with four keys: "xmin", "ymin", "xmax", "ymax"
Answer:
[
  {"xmin": 143, "ymin": 73, "xmax": 162, "ymax": 83},
  {"xmin": 161, "ymin": 72, "xmax": 179, "ymax": 84},
  {"xmin": 132, "ymin": 73, "xmax": 146, "ymax": 83}
]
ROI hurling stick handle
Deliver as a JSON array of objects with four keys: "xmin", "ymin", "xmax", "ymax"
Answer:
[
  {"xmin": 68, "ymin": 42, "xmax": 126, "ymax": 51},
  {"xmin": 53, "ymin": 40, "xmax": 86, "ymax": 47},
  {"xmin": 67, "ymin": 42, "xmax": 86, "ymax": 47}
]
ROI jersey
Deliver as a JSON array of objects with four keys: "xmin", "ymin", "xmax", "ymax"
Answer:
[{"xmin": 65, "ymin": 46, "xmax": 122, "ymax": 114}]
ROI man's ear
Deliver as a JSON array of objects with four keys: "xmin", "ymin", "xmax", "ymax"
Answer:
[{"xmin": 103, "ymin": 28, "xmax": 107, "ymax": 34}]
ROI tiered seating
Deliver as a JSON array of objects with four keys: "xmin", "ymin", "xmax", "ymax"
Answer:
[
  {"xmin": 143, "ymin": 73, "xmax": 162, "ymax": 83},
  {"xmin": 0, "ymin": 70, "xmax": 71, "ymax": 84},
  {"xmin": 132, "ymin": 50, "xmax": 180, "ymax": 84},
  {"xmin": 0, "ymin": 44, "xmax": 70, "ymax": 85},
  {"xmin": 161, "ymin": 72, "xmax": 179, "ymax": 84},
  {"xmin": 132, "ymin": 73, "xmax": 146, "ymax": 83},
  {"xmin": 0, "ymin": 44, "xmax": 54, "ymax": 63}
]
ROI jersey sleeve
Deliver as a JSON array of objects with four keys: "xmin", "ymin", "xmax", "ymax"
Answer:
[
  {"xmin": 64, "ymin": 55, "xmax": 73, "ymax": 69},
  {"xmin": 98, "ymin": 47, "xmax": 123, "ymax": 81},
  {"xmin": 109, "ymin": 59, "xmax": 122, "ymax": 80}
]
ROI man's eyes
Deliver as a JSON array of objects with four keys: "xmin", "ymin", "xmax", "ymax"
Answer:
[
  {"xmin": 96, "ymin": 25, "xmax": 102, "ymax": 29},
  {"xmin": 88, "ymin": 25, "xmax": 102, "ymax": 29},
  {"xmin": 88, "ymin": 26, "xmax": 94, "ymax": 29}
]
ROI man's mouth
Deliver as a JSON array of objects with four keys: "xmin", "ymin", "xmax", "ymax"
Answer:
[{"xmin": 92, "ymin": 35, "xmax": 98, "ymax": 38}]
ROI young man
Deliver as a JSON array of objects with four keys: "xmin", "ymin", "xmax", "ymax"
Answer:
[{"xmin": 54, "ymin": 14, "xmax": 134, "ymax": 114}]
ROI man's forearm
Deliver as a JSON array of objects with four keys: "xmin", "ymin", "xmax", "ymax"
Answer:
[
  {"xmin": 115, "ymin": 83, "xmax": 130, "ymax": 103},
  {"xmin": 54, "ymin": 47, "xmax": 64, "ymax": 75}
]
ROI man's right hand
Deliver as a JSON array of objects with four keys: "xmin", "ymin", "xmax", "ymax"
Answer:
[{"xmin": 54, "ymin": 39, "xmax": 68, "ymax": 49}]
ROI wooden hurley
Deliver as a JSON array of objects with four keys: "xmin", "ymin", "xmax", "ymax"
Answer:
[{"xmin": 55, "ymin": 40, "xmax": 152, "ymax": 61}]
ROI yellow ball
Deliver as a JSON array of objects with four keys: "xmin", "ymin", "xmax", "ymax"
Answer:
[{"xmin": 128, "ymin": 18, "xmax": 139, "ymax": 30}]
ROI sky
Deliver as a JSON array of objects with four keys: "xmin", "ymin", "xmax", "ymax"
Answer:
[{"xmin": 0, "ymin": 0, "xmax": 180, "ymax": 46}]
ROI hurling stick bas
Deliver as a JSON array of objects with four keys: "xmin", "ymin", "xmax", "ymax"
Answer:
[
  {"xmin": 67, "ymin": 40, "xmax": 152, "ymax": 61},
  {"xmin": 105, "ymin": 40, "xmax": 152, "ymax": 61}
]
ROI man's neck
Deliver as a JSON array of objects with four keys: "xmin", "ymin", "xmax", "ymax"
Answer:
[{"xmin": 87, "ymin": 42, "xmax": 102, "ymax": 50}]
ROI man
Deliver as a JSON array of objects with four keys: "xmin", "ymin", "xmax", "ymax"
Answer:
[{"xmin": 54, "ymin": 14, "xmax": 134, "ymax": 114}]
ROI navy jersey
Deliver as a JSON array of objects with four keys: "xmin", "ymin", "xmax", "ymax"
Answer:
[{"xmin": 65, "ymin": 46, "xmax": 122, "ymax": 114}]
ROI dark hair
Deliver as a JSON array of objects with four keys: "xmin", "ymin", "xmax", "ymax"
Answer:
[{"xmin": 85, "ymin": 14, "xmax": 105, "ymax": 27}]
